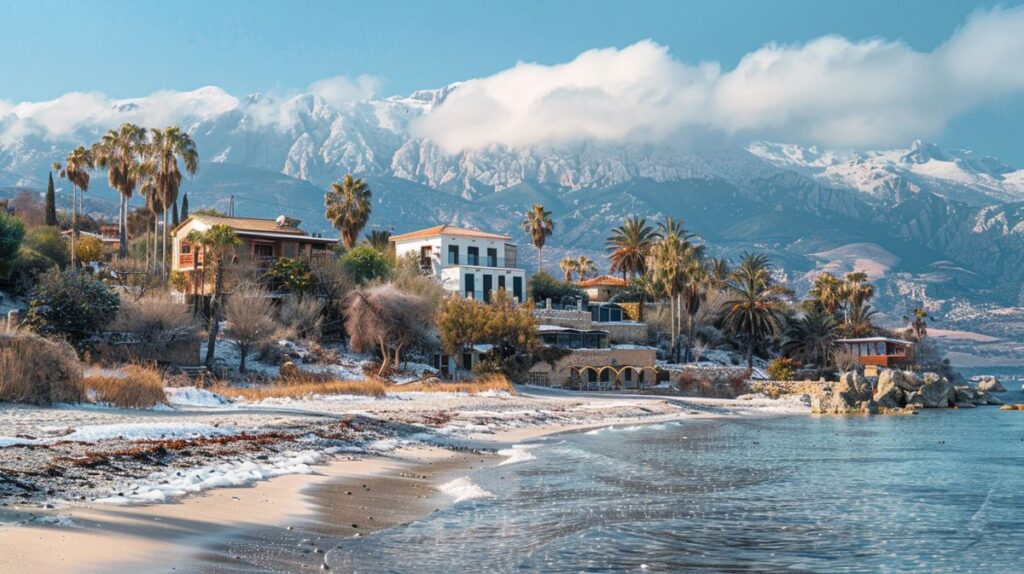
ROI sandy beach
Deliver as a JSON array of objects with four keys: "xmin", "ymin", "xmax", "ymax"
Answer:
[{"xmin": 0, "ymin": 387, "xmax": 808, "ymax": 573}]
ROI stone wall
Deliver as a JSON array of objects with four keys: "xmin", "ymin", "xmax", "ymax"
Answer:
[
  {"xmin": 663, "ymin": 365, "xmax": 752, "ymax": 398},
  {"xmin": 529, "ymin": 347, "xmax": 657, "ymax": 387}
]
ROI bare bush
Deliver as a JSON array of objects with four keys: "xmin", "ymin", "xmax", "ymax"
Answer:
[
  {"xmin": 83, "ymin": 365, "xmax": 168, "ymax": 408},
  {"xmin": 346, "ymin": 284, "xmax": 433, "ymax": 376},
  {"xmin": 0, "ymin": 332, "xmax": 84, "ymax": 405},
  {"xmin": 278, "ymin": 295, "xmax": 325, "ymax": 341},
  {"xmin": 224, "ymin": 287, "xmax": 277, "ymax": 373}
]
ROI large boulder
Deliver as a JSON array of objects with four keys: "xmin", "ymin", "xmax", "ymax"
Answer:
[
  {"xmin": 874, "ymin": 374, "xmax": 906, "ymax": 409},
  {"xmin": 812, "ymin": 372, "xmax": 875, "ymax": 414},
  {"xmin": 897, "ymin": 371, "xmax": 924, "ymax": 392},
  {"xmin": 919, "ymin": 375, "xmax": 955, "ymax": 408},
  {"xmin": 977, "ymin": 376, "xmax": 1007, "ymax": 393}
]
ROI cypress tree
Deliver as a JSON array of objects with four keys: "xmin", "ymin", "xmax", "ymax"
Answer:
[
  {"xmin": 45, "ymin": 172, "xmax": 58, "ymax": 226},
  {"xmin": 181, "ymin": 192, "xmax": 189, "ymax": 219},
  {"xmin": 172, "ymin": 197, "xmax": 180, "ymax": 227}
]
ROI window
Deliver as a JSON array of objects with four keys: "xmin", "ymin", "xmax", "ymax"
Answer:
[
  {"xmin": 448, "ymin": 245, "xmax": 459, "ymax": 265},
  {"xmin": 486, "ymin": 247, "xmax": 497, "ymax": 267},
  {"xmin": 462, "ymin": 352, "xmax": 473, "ymax": 371},
  {"xmin": 253, "ymin": 243, "xmax": 274, "ymax": 258},
  {"xmin": 513, "ymin": 276, "xmax": 523, "ymax": 302},
  {"xmin": 465, "ymin": 273, "xmax": 475, "ymax": 298},
  {"xmin": 483, "ymin": 275, "xmax": 493, "ymax": 302},
  {"xmin": 498, "ymin": 275, "xmax": 506, "ymax": 291},
  {"xmin": 180, "ymin": 242, "xmax": 191, "ymax": 254},
  {"xmin": 467, "ymin": 246, "xmax": 479, "ymax": 266}
]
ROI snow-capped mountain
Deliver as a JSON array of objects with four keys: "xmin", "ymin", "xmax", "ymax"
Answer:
[{"xmin": 748, "ymin": 140, "xmax": 1024, "ymax": 206}]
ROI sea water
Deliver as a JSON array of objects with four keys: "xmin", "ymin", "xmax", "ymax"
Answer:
[{"xmin": 328, "ymin": 392, "xmax": 1024, "ymax": 573}]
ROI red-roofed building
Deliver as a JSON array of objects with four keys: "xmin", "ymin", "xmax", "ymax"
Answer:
[
  {"xmin": 390, "ymin": 224, "xmax": 525, "ymax": 302},
  {"xmin": 577, "ymin": 274, "xmax": 628, "ymax": 302}
]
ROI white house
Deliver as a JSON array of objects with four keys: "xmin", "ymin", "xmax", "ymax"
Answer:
[{"xmin": 389, "ymin": 224, "xmax": 526, "ymax": 302}]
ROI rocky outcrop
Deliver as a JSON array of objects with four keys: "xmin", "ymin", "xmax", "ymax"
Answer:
[
  {"xmin": 919, "ymin": 376, "xmax": 955, "ymax": 408},
  {"xmin": 873, "ymin": 374, "xmax": 905, "ymax": 409},
  {"xmin": 976, "ymin": 376, "xmax": 1007, "ymax": 393},
  {"xmin": 1000, "ymin": 404, "xmax": 1024, "ymax": 411},
  {"xmin": 811, "ymin": 372, "xmax": 875, "ymax": 414}
]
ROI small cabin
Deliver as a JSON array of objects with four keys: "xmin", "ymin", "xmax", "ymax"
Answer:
[{"xmin": 836, "ymin": 337, "xmax": 915, "ymax": 375}]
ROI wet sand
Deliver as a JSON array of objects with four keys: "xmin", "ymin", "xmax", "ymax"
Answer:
[{"xmin": 0, "ymin": 447, "xmax": 483, "ymax": 574}]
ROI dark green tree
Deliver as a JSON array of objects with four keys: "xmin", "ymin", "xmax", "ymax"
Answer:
[
  {"xmin": 25, "ymin": 268, "xmax": 120, "ymax": 347},
  {"xmin": 180, "ymin": 192, "xmax": 189, "ymax": 219},
  {"xmin": 45, "ymin": 172, "xmax": 58, "ymax": 226},
  {"xmin": 0, "ymin": 211, "xmax": 26, "ymax": 275}
]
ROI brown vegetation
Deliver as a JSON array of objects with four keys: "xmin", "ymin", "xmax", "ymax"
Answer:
[
  {"xmin": 395, "ymin": 374, "xmax": 515, "ymax": 395},
  {"xmin": 224, "ymin": 287, "xmax": 277, "ymax": 373},
  {"xmin": 0, "ymin": 332, "xmax": 84, "ymax": 405},
  {"xmin": 211, "ymin": 378, "xmax": 387, "ymax": 401},
  {"xmin": 82, "ymin": 365, "xmax": 168, "ymax": 408}
]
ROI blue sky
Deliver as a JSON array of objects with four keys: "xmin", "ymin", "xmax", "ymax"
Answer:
[{"xmin": 3, "ymin": 0, "xmax": 1024, "ymax": 161}]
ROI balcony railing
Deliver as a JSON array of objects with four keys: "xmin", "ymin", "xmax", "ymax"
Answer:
[{"xmin": 857, "ymin": 354, "xmax": 913, "ymax": 367}]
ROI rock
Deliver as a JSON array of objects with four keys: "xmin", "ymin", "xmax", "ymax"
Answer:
[
  {"xmin": 905, "ymin": 391, "xmax": 924, "ymax": 408},
  {"xmin": 874, "ymin": 375, "xmax": 906, "ymax": 409},
  {"xmin": 897, "ymin": 370, "xmax": 924, "ymax": 391},
  {"xmin": 954, "ymin": 402, "xmax": 976, "ymax": 409},
  {"xmin": 280, "ymin": 361, "xmax": 299, "ymax": 379},
  {"xmin": 811, "ymin": 373, "xmax": 875, "ymax": 414},
  {"xmin": 918, "ymin": 375, "xmax": 955, "ymax": 408},
  {"xmin": 977, "ymin": 376, "xmax": 1007, "ymax": 393},
  {"xmin": 999, "ymin": 404, "xmax": 1024, "ymax": 411},
  {"xmin": 982, "ymin": 393, "xmax": 1004, "ymax": 406}
]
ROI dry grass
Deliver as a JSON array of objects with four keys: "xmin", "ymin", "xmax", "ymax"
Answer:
[
  {"xmin": 82, "ymin": 365, "xmax": 168, "ymax": 408},
  {"xmin": 395, "ymin": 374, "xmax": 515, "ymax": 395},
  {"xmin": 0, "ymin": 332, "xmax": 84, "ymax": 405},
  {"xmin": 211, "ymin": 379, "xmax": 387, "ymax": 401}
]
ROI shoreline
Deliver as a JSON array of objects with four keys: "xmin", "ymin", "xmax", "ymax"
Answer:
[{"xmin": 0, "ymin": 391, "xmax": 806, "ymax": 573}]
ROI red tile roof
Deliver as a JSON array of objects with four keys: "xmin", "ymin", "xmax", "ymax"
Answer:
[
  {"xmin": 577, "ymin": 275, "xmax": 628, "ymax": 287},
  {"xmin": 390, "ymin": 224, "xmax": 511, "ymax": 242}
]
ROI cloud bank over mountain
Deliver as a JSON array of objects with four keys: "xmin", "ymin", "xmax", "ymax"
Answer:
[
  {"xmin": 2, "ymin": 6, "xmax": 1024, "ymax": 154},
  {"xmin": 416, "ymin": 6, "xmax": 1024, "ymax": 151}
]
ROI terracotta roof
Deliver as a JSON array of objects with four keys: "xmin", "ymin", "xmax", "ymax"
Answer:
[
  {"xmin": 577, "ymin": 275, "xmax": 628, "ymax": 287},
  {"xmin": 177, "ymin": 214, "xmax": 306, "ymax": 235},
  {"xmin": 390, "ymin": 224, "xmax": 511, "ymax": 242}
]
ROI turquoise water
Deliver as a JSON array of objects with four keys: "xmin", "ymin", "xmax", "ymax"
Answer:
[{"xmin": 328, "ymin": 393, "xmax": 1024, "ymax": 573}]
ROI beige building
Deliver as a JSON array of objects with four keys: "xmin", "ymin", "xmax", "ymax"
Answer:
[
  {"xmin": 577, "ymin": 275, "xmax": 628, "ymax": 302},
  {"xmin": 527, "ymin": 345, "xmax": 658, "ymax": 390},
  {"xmin": 170, "ymin": 214, "xmax": 337, "ymax": 291}
]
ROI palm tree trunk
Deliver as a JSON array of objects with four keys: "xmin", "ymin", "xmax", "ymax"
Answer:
[
  {"xmin": 536, "ymin": 246, "xmax": 542, "ymax": 274},
  {"xmin": 162, "ymin": 209, "xmax": 169, "ymax": 281},
  {"xmin": 118, "ymin": 194, "xmax": 127, "ymax": 259},
  {"xmin": 668, "ymin": 294, "xmax": 676, "ymax": 363},
  {"xmin": 747, "ymin": 337, "xmax": 754, "ymax": 370},
  {"xmin": 70, "ymin": 184, "xmax": 78, "ymax": 270},
  {"xmin": 205, "ymin": 255, "xmax": 224, "ymax": 370},
  {"xmin": 153, "ymin": 214, "xmax": 159, "ymax": 271}
]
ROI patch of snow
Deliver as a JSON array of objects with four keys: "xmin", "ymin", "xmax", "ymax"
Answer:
[
  {"xmin": 0, "ymin": 423, "xmax": 236, "ymax": 448},
  {"xmin": 94, "ymin": 448, "xmax": 333, "ymax": 505},
  {"xmin": 164, "ymin": 387, "xmax": 232, "ymax": 408}
]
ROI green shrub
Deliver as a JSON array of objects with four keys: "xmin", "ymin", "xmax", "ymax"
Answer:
[
  {"xmin": 25, "ymin": 269, "xmax": 120, "ymax": 347},
  {"xmin": 266, "ymin": 257, "xmax": 315, "ymax": 293},
  {"xmin": 23, "ymin": 226, "xmax": 68, "ymax": 268},
  {"xmin": 527, "ymin": 271, "xmax": 584, "ymax": 305},
  {"xmin": 341, "ymin": 245, "xmax": 392, "ymax": 285},
  {"xmin": 0, "ymin": 210, "xmax": 25, "ymax": 276},
  {"xmin": 767, "ymin": 357, "xmax": 799, "ymax": 381},
  {"xmin": 4, "ymin": 248, "xmax": 57, "ymax": 295}
]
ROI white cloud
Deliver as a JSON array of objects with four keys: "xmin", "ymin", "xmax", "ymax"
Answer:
[
  {"xmin": 308, "ymin": 74, "xmax": 382, "ymax": 107},
  {"xmin": 414, "ymin": 6, "xmax": 1024, "ymax": 151}
]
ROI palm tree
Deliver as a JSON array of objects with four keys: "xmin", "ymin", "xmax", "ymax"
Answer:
[
  {"xmin": 324, "ymin": 174, "xmax": 373, "ymax": 249},
  {"xmin": 680, "ymin": 257, "xmax": 708, "ymax": 363},
  {"xmin": 365, "ymin": 230, "xmax": 392, "ymax": 253},
  {"xmin": 62, "ymin": 146, "xmax": 94, "ymax": 269},
  {"xmin": 905, "ymin": 307, "xmax": 929, "ymax": 339},
  {"xmin": 705, "ymin": 257, "xmax": 731, "ymax": 290},
  {"xmin": 139, "ymin": 167, "xmax": 162, "ymax": 270},
  {"xmin": 843, "ymin": 271, "xmax": 874, "ymax": 319},
  {"xmin": 721, "ymin": 252, "xmax": 785, "ymax": 369},
  {"xmin": 93, "ymin": 123, "xmax": 146, "ymax": 258},
  {"xmin": 576, "ymin": 255, "xmax": 597, "ymax": 281},
  {"xmin": 606, "ymin": 216, "xmax": 656, "ymax": 279},
  {"xmin": 149, "ymin": 127, "xmax": 199, "ymax": 279},
  {"xmin": 559, "ymin": 256, "xmax": 578, "ymax": 282},
  {"xmin": 648, "ymin": 217, "xmax": 703, "ymax": 362},
  {"xmin": 808, "ymin": 272, "xmax": 844, "ymax": 315},
  {"xmin": 782, "ymin": 310, "xmax": 839, "ymax": 375},
  {"xmin": 188, "ymin": 224, "xmax": 241, "ymax": 370},
  {"xmin": 842, "ymin": 304, "xmax": 879, "ymax": 338},
  {"xmin": 521, "ymin": 204, "xmax": 554, "ymax": 273}
]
